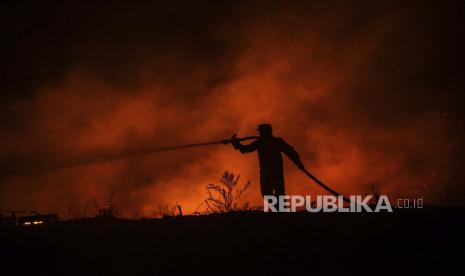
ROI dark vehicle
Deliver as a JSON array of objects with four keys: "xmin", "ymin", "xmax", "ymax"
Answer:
[
  {"xmin": 1, "ymin": 210, "xmax": 59, "ymax": 226},
  {"xmin": 17, "ymin": 214, "xmax": 59, "ymax": 226}
]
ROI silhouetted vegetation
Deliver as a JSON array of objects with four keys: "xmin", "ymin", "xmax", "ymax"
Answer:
[
  {"xmin": 204, "ymin": 171, "xmax": 250, "ymax": 213},
  {"xmin": 158, "ymin": 203, "xmax": 183, "ymax": 218},
  {"xmin": 92, "ymin": 192, "xmax": 118, "ymax": 218},
  {"xmin": 365, "ymin": 184, "xmax": 382, "ymax": 206}
]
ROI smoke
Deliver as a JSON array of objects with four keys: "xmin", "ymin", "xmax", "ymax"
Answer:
[{"xmin": 1, "ymin": 1, "xmax": 464, "ymax": 217}]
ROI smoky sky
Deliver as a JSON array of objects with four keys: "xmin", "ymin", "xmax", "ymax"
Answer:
[{"xmin": 1, "ymin": 0, "xmax": 464, "ymax": 217}]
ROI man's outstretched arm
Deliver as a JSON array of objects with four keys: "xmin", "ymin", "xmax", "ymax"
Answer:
[
  {"xmin": 230, "ymin": 134, "xmax": 257, "ymax": 153},
  {"xmin": 278, "ymin": 138, "xmax": 306, "ymax": 170}
]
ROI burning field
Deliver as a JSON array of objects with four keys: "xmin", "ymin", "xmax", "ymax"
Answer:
[
  {"xmin": 1, "ymin": 1, "xmax": 465, "ymax": 274},
  {"xmin": 1, "ymin": 1, "xmax": 464, "ymax": 218}
]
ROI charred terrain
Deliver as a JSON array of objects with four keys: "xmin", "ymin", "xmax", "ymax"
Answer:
[{"xmin": 1, "ymin": 207, "xmax": 464, "ymax": 275}]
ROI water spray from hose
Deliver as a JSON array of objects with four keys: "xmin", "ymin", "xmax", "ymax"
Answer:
[{"xmin": 2, "ymin": 135, "xmax": 352, "ymax": 203}]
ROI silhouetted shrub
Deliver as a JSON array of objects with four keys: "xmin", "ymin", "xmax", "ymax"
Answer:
[
  {"xmin": 92, "ymin": 192, "xmax": 118, "ymax": 218},
  {"xmin": 158, "ymin": 203, "xmax": 183, "ymax": 218},
  {"xmin": 204, "ymin": 171, "xmax": 250, "ymax": 213},
  {"xmin": 364, "ymin": 184, "xmax": 382, "ymax": 206}
]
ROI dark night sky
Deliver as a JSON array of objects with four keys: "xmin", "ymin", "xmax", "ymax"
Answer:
[{"xmin": 1, "ymin": 1, "xmax": 464, "ymax": 216}]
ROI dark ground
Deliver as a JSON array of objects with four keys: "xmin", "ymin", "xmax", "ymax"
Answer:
[{"xmin": 1, "ymin": 207, "xmax": 464, "ymax": 275}]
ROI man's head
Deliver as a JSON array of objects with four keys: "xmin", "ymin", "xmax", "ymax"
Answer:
[{"xmin": 257, "ymin": 123, "xmax": 273, "ymax": 137}]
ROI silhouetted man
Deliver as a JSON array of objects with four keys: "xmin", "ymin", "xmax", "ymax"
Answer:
[{"xmin": 231, "ymin": 124, "xmax": 305, "ymax": 197}]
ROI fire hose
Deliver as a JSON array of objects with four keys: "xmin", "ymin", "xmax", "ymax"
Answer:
[{"xmin": 300, "ymin": 168, "xmax": 351, "ymax": 203}]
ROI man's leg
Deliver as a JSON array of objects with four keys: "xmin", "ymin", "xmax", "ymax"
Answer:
[
  {"xmin": 273, "ymin": 175, "xmax": 285, "ymax": 197},
  {"xmin": 260, "ymin": 175, "xmax": 274, "ymax": 197}
]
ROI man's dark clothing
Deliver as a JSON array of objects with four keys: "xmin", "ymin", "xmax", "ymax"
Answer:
[{"xmin": 232, "ymin": 136, "xmax": 304, "ymax": 197}]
